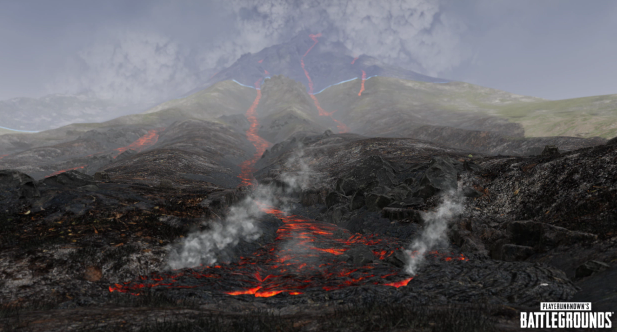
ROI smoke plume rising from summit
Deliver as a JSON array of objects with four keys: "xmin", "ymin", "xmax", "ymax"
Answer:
[{"xmin": 1, "ymin": 0, "xmax": 616, "ymax": 102}]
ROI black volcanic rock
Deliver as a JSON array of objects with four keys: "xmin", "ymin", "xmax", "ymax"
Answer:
[
  {"xmin": 575, "ymin": 260, "xmax": 610, "ymax": 279},
  {"xmin": 412, "ymin": 156, "xmax": 458, "ymax": 199},
  {"xmin": 0, "ymin": 170, "xmax": 39, "ymax": 212},
  {"xmin": 41, "ymin": 170, "xmax": 94, "ymax": 188}
]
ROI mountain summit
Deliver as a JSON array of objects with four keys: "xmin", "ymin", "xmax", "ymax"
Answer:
[{"xmin": 188, "ymin": 32, "xmax": 448, "ymax": 96}]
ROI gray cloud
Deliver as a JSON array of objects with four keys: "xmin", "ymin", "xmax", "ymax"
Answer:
[
  {"xmin": 0, "ymin": 0, "xmax": 615, "ymax": 102},
  {"xmin": 224, "ymin": 0, "xmax": 469, "ymax": 75}
]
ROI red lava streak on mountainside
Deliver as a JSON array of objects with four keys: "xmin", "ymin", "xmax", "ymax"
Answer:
[
  {"xmin": 237, "ymin": 79, "xmax": 269, "ymax": 187},
  {"xmin": 0, "ymin": 154, "xmax": 7, "ymax": 160},
  {"xmin": 300, "ymin": 33, "xmax": 349, "ymax": 133},
  {"xmin": 114, "ymin": 128, "xmax": 164, "ymax": 157},
  {"xmin": 358, "ymin": 70, "xmax": 367, "ymax": 96},
  {"xmin": 351, "ymin": 56, "xmax": 359, "ymax": 65}
]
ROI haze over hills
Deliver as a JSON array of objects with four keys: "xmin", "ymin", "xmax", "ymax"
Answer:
[{"xmin": 2, "ymin": 31, "xmax": 617, "ymax": 332}]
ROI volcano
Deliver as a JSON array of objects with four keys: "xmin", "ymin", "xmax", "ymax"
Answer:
[{"xmin": 0, "ymin": 33, "xmax": 616, "ymax": 332}]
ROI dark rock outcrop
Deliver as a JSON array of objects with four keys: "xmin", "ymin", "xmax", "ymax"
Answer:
[
  {"xmin": 0, "ymin": 170, "xmax": 39, "ymax": 212},
  {"xmin": 575, "ymin": 260, "xmax": 610, "ymax": 279},
  {"xmin": 41, "ymin": 170, "xmax": 94, "ymax": 188}
]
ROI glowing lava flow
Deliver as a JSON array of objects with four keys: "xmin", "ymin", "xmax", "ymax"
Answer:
[
  {"xmin": 351, "ymin": 56, "xmax": 359, "ymax": 65},
  {"xmin": 0, "ymin": 154, "xmax": 7, "ymax": 160},
  {"xmin": 300, "ymin": 33, "xmax": 349, "ymax": 133},
  {"xmin": 358, "ymin": 70, "xmax": 367, "ymax": 96},
  {"xmin": 237, "ymin": 79, "xmax": 269, "ymax": 187},
  {"xmin": 110, "ymin": 202, "xmax": 469, "ymax": 297},
  {"xmin": 114, "ymin": 128, "xmax": 164, "ymax": 158}
]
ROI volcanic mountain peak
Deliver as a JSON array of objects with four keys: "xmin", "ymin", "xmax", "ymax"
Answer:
[{"xmin": 188, "ymin": 32, "xmax": 448, "ymax": 97}]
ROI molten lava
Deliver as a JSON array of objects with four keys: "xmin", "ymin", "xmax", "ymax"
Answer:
[
  {"xmin": 299, "ymin": 33, "xmax": 349, "ymax": 133},
  {"xmin": 0, "ymin": 154, "xmax": 7, "ymax": 160},
  {"xmin": 114, "ymin": 128, "xmax": 164, "ymax": 158},
  {"xmin": 237, "ymin": 79, "xmax": 269, "ymax": 187},
  {"xmin": 110, "ymin": 202, "xmax": 467, "ymax": 297},
  {"xmin": 358, "ymin": 70, "xmax": 367, "ymax": 96}
]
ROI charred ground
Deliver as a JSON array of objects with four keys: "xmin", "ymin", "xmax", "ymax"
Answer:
[{"xmin": 0, "ymin": 73, "xmax": 616, "ymax": 331}]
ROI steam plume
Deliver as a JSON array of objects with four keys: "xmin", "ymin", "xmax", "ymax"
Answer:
[
  {"xmin": 404, "ymin": 188, "xmax": 464, "ymax": 275},
  {"xmin": 51, "ymin": 0, "xmax": 469, "ymax": 103},
  {"xmin": 166, "ymin": 146, "xmax": 314, "ymax": 270}
]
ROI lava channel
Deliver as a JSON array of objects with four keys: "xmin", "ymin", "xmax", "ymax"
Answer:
[
  {"xmin": 358, "ymin": 70, "xmax": 366, "ymax": 96},
  {"xmin": 109, "ymin": 203, "xmax": 466, "ymax": 297},
  {"xmin": 114, "ymin": 127, "xmax": 165, "ymax": 158},
  {"xmin": 300, "ymin": 33, "xmax": 349, "ymax": 133},
  {"xmin": 237, "ymin": 79, "xmax": 269, "ymax": 187}
]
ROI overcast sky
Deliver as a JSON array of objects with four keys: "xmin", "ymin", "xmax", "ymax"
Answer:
[{"xmin": 0, "ymin": 0, "xmax": 615, "ymax": 102}]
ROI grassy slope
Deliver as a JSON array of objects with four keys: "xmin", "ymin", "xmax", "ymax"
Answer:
[
  {"xmin": 0, "ymin": 128, "xmax": 26, "ymax": 135},
  {"xmin": 316, "ymin": 77, "xmax": 617, "ymax": 138},
  {"xmin": 142, "ymin": 80, "xmax": 256, "ymax": 120},
  {"xmin": 0, "ymin": 81, "xmax": 256, "ymax": 146}
]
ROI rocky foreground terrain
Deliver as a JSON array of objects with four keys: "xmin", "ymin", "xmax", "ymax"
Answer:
[
  {"xmin": 0, "ymin": 123, "xmax": 616, "ymax": 331},
  {"xmin": 0, "ymin": 71, "xmax": 616, "ymax": 331}
]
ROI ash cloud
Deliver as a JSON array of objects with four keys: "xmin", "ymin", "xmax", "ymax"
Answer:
[
  {"xmin": 43, "ymin": 0, "xmax": 469, "ymax": 104},
  {"xmin": 225, "ymin": 0, "xmax": 469, "ymax": 76},
  {"xmin": 404, "ymin": 187, "xmax": 464, "ymax": 275}
]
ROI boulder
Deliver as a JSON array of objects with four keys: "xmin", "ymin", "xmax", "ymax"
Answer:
[
  {"xmin": 501, "ymin": 244, "xmax": 535, "ymax": 262},
  {"xmin": 41, "ymin": 170, "xmax": 94, "ymax": 188},
  {"xmin": 382, "ymin": 207, "xmax": 423, "ymax": 223},
  {"xmin": 300, "ymin": 190, "xmax": 323, "ymax": 206},
  {"xmin": 541, "ymin": 145, "xmax": 560, "ymax": 157},
  {"xmin": 93, "ymin": 171, "xmax": 111, "ymax": 182},
  {"xmin": 365, "ymin": 193, "xmax": 392, "ymax": 212},
  {"xmin": 343, "ymin": 246, "xmax": 376, "ymax": 266},
  {"xmin": 575, "ymin": 260, "xmax": 610, "ymax": 279},
  {"xmin": 385, "ymin": 184, "xmax": 412, "ymax": 202},
  {"xmin": 325, "ymin": 191, "xmax": 348, "ymax": 209},
  {"xmin": 412, "ymin": 157, "xmax": 458, "ymax": 199},
  {"xmin": 329, "ymin": 205, "xmax": 349, "ymax": 224},
  {"xmin": 334, "ymin": 155, "xmax": 397, "ymax": 195},
  {"xmin": 384, "ymin": 250, "xmax": 408, "ymax": 268},
  {"xmin": 507, "ymin": 220, "xmax": 597, "ymax": 248},
  {"xmin": 0, "ymin": 170, "xmax": 40, "ymax": 209},
  {"xmin": 335, "ymin": 178, "xmax": 359, "ymax": 196},
  {"xmin": 463, "ymin": 160, "xmax": 482, "ymax": 172},
  {"xmin": 349, "ymin": 191, "xmax": 365, "ymax": 211}
]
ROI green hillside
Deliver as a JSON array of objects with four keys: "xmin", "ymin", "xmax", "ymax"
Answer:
[{"xmin": 315, "ymin": 77, "xmax": 617, "ymax": 138}]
